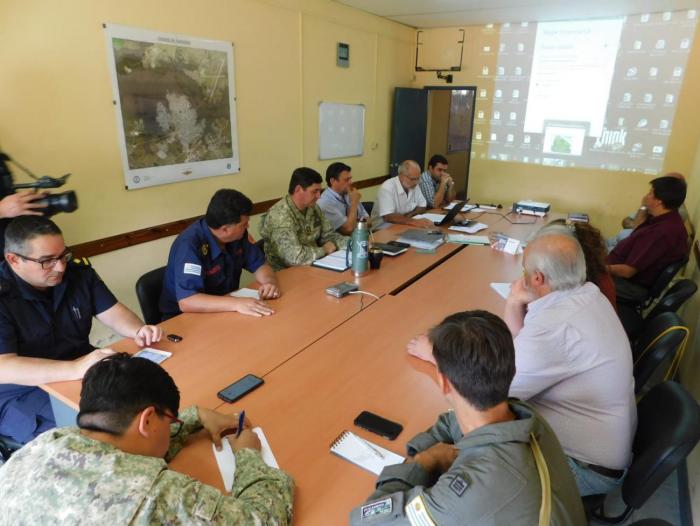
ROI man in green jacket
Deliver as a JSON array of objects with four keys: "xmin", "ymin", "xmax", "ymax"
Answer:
[
  {"xmin": 260, "ymin": 167, "xmax": 348, "ymax": 270},
  {"xmin": 0, "ymin": 353, "xmax": 294, "ymax": 525},
  {"xmin": 351, "ymin": 311, "xmax": 586, "ymax": 525}
]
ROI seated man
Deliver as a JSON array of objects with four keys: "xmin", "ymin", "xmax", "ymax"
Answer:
[
  {"xmin": 606, "ymin": 172, "xmax": 690, "ymax": 251},
  {"xmin": 0, "ymin": 353, "xmax": 294, "ymax": 524},
  {"xmin": 0, "ymin": 216, "xmax": 162, "ymax": 444},
  {"xmin": 317, "ymin": 162, "xmax": 369, "ymax": 235},
  {"xmin": 160, "ymin": 189, "xmax": 279, "ymax": 320},
  {"xmin": 260, "ymin": 167, "xmax": 348, "ymax": 270},
  {"xmin": 408, "ymin": 233, "xmax": 636, "ymax": 497},
  {"xmin": 372, "ymin": 160, "xmax": 434, "ymax": 227},
  {"xmin": 352, "ymin": 311, "xmax": 586, "ymax": 525},
  {"xmin": 607, "ymin": 175, "xmax": 689, "ymax": 302},
  {"xmin": 418, "ymin": 154, "xmax": 456, "ymax": 208}
]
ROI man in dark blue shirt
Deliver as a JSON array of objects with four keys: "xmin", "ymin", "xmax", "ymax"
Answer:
[
  {"xmin": 160, "ymin": 189, "xmax": 280, "ymax": 320},
  {"xmin": 0, "ymin": 216, "xmax": 162, "ymax": 444}
]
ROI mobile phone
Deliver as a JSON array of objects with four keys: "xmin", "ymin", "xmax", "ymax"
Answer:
[
  {"xmin": 217, "ymin": 374, "xmax": 264, "ymax": 403},
  {"xmin": 354, "ymin": 411, "xmax": 403, "ymax": 440},
  {"xmin": 387, "ymin": 240, "xmax": 410, "ymax": 249},
  {"xmin": 167, "ymin": 333, "xmax": 183, "ymax": 342},
  {"xmin": 326, "ymin": 282, "xmax": 359, "ymax": 298}
]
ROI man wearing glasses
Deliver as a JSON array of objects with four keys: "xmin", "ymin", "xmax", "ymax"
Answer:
[
  {"xmin": 371, "ymin": 160, "xmax": 434, "ymax": 228},
  {"xmin": 0, "ymin": 216, "xmax": 162, "ymax": 445},
  {"xmin": 0, "ymin": 353, "xmax": 294, "ymax": 524}
]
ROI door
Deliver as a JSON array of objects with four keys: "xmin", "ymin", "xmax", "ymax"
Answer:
[{"xmin": 390, "ymin": 88, "xmax": 428, "ymax": 176}]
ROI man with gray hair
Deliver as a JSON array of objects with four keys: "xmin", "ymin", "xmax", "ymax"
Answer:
[
  {"xmin": 504, "ymin": 232, "xmax": 636, "ymax": 497},
  {"xmin": 372, "ymin": 160, "xmax": 434, "ymax": 227}
]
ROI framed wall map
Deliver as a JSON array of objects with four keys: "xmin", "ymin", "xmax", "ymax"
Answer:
[{"xmin": 104, "ymin": 24, "xmax": 239, "ymax": 189}]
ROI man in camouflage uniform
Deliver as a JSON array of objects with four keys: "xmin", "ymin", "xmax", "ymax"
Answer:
[
  {"xmin": 260, "ymin": 167, "xmax": 348, "ymax": 270},
  {"xmin": 0, "ymin": 353, "xmax": 294, "ymax": 525},
  {"xmin": 351, "ymin": 311, "xmax": 586, "ymax": 525}
]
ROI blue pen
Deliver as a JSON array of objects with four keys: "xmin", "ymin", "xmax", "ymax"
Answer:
[{"xmin": 235, "ymin": 410, "xmax": 246, "ymax": 438}]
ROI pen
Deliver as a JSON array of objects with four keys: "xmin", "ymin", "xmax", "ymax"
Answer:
[
  {"xmin": 235, "ymin": 410, "xmax": 245, "ymax": 438},
  {"xmin": 360, "ymin": 436, "xmax": 385, "ymax": 460}
]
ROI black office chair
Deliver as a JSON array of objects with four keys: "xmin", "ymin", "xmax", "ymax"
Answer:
[
  {"xmin": 586, "ymin": 381, "xmax": 700, "ymax": 524},
  {"xmin": 628, "ymin": 521, "xmax": 674, "ymax": 526},
  {"xmin": 0, "ymin": 434, "xmax": 22, "ymax": 461},
  {"xmin": 135, "ymin": 266, "xmax": 166, "ymax": 325},
  {"xmin": 645, "ymin": 278, "xmax": 697, "ymax": 321},
  {"xmin": 632, "ymin": 313, "xmax": 688, "ymax": 399},
  {"xmin": 362, "ymin": 201, "xmax": 374, "ymax": 215}
]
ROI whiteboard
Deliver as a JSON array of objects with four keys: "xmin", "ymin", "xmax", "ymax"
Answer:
[{"xmin": 319, "ymin": 102, "xmax": 365, "ymax": 159}]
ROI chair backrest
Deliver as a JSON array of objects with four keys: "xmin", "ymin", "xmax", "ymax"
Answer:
[
  {"xmin": 135, "ymin": 266, "xmax": 166, "ymax": 325},
  {"xmin": 362, "ymin": 201, "xmax": 374, "ymax": 216},
  {"xmin": 645, "ymin": 259, "xmax": 687, "ymax": 306},
  {"xmin": 632, "ymin": 312, "xmax": 687, "ymax": 396},
  {"xmin": 622, "ymin": 381, "xmax": 700, "ymax": 510},
  {"xmin": 645, "ymin": 279, "xmax": 697, "ymax": 321}
]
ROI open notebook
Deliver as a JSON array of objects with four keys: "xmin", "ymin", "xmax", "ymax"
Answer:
[{"xmin": 330, "ymin": 430, "xmax": 405, "ymax": 475}]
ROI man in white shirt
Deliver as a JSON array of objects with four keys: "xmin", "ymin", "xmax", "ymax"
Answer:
[
  {"xmin": 406, "ymin": 232, "xmax": 637, "ymax": 497},
  {"xmin": 372, "ymin": 160, "xmax": 434, "ymax": 227},
  {"xmin": 503, "ymin": 232, "xmax": 636, "ymax": 497}
]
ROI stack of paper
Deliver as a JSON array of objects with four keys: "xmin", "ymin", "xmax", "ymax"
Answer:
[
  {"xmin": 413, "ymin": 213, "xmax": 446, "ymax": 223},
  {"xmin": 312, "ymin": 250, "xmax": 350, "ymax": 271},
  {"xmin": 447, "ymin": 234, "xmax": 490, "ymax": 245},
  {"xmin": 230, "ymin": 288, "xmax": 261, "ymax": 299},
  {"xmin": 396, "ymin": 230, "xmax": 445, "ymax": 250},
  {"xmin": 448, "ymin": 222, "xmax": 487, "ymax": 234}
]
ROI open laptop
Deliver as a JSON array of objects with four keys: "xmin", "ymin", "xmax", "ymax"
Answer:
[{"xmin": 434, "ymin": 200, "xmax": 473, "ymax": 226}]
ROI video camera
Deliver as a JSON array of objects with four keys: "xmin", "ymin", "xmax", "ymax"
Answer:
[{"xmin": 0, "ymin": 152, "xmax": 78, "ymax": 216}]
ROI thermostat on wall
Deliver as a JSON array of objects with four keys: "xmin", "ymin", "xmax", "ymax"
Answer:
[{"xmin": 337, "ymin": 42, "xmax": 349, "ymax": 68}]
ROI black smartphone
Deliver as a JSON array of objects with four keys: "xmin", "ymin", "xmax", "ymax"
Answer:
[
  {"xmin": 217, "ymin": 374, "xmax": 264, "ymax": 403},
  {"xmin": 167, "ymin": 333, "xmax": 183, "ymax": 342},
  {"xmin": 354, "ymin": 411, "xmax": 403, "ymax": 440},
  {"xmin": 387, "ymin": 240, "xmax": 410, "ymax": 249}
]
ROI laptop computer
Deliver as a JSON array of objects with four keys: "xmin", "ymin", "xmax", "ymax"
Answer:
[{"xmin": 434, "ymin": 200, "xmax": 473, "ymax": 226}]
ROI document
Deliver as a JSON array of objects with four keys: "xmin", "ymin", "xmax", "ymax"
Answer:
[
  {"xmin": 230, "ymin": 288, "xmax": 260, "ymax": 299},
  {"xmin": 330, "ymin": 430, "xmax": 404, "ymax": 475},
  {"xmin": 212, "ymin": 427, "xmax": 279, "ymax": 492},
  {"xmin": 448, "ymin": 222, "xmax": 487, "ymax": 234},
  {"xmin": 312, "ymin": 250, "xmax": 350, "ymax": 271},
  {"xmin": 413, "ymin": 213, "xmax": 446, "ymax": 223},
  {"xmin": 447, "ymin": 234, "xmax": 490, "ymax": 245},
  {"xmin": 490, "ymin": 282, "xmax": 512, "ymax": 299}
]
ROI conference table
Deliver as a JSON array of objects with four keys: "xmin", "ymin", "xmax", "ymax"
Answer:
[{"xmin": 41, "ymin": 207, "xmax": 550, "ymax": 524}]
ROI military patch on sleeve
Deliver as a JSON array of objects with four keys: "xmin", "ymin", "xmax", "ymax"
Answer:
[
  {"xmin": 183, "ymin": 263, "xmax": 202, "ymax": 276},
  {"xmin": 360, "ymin": 497, "xmax": 392, "ymax": 520},
  {"xmin": 405, "ymin": 495, "xmax": 437, "ymax": 526},
  {"xmin": 449, "ymin": 475, "xmax": 468, "ymax": 497}
]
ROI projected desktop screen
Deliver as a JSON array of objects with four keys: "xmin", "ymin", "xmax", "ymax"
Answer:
[{"xmin": 470, "ymin": 9, "xmax": 697, "ymax": 174}]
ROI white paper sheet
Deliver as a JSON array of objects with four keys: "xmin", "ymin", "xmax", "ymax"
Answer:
[{"xmin": 212, "ymin": 427, "xmax": 279, "ymax": 492}]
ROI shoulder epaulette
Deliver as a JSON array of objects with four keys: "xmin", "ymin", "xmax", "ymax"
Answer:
[{"xmin": 70, "ymin": 257, "xmax": 92, "ymax": 268}]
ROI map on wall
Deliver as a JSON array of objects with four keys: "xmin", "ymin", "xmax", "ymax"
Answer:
[{"xmin": 104, "ymin": 24, "xmax": 239, "ymax": 189}]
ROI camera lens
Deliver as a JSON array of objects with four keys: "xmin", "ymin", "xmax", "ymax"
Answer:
[{"xmin": 36, "ymin": 191, "xmax": 78, "ymax": 216}]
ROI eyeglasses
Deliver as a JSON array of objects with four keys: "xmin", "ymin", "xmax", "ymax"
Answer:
[
  {"xmin": 157, "ymin": 409, "xmax": 184, "ymax": 438},
  {"xmin": 12, "ymin": 249, "xmax": 73, "ymax": 270}
]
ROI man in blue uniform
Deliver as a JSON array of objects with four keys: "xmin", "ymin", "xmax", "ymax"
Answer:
[
  {"xmin": 160, "ymin": 189, "xmax": 280, "ymax": 320},
  {"xmin": 0, "ymin": 216, "xmax": 162, "ymax": 444}
]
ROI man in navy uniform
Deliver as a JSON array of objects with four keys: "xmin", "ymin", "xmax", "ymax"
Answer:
[
  {"xmin": 160, "ymin": 189, "xmax": 280, "ymax": 320},
  {"xmin": 0, "ymin": 216, "xmax": 162, "ymax": 444}
]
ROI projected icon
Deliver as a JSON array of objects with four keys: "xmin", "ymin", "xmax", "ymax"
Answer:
[
  {"xmin": 493, "ymin": 111, "xmax": 501, "ymax": 120},
  {"xmin": 495, "ymin": 89, "xmax": 503, "ymax": 98},
  {"xmin": 523, "ymin": 157, "xmax": 529, "ymax": 163},
  {"xmin": 480, "ymin": 89, "xmax": 487, "ymax": 98},
  {"xmin": 663, "ymin": 12, "xmax": 672, "ymax": 21},
  {"xmin": 626, "ymin": 67, "xmax": 638, "ymax": 77},
  {"xmin": 482, "ymin": 66, "xmax": 489, "ymax": 75},
  {"xmin": 503, "ymin": 22, "xmax": 511, "ymax": 29},
  {"xmin": 665, "ymin": 94, "xmax": 674, "ymax": 103},
  {"xmin": 649, "ymin": 67, "xmax": 658, "ymax": 77},
  {"xmin": 507, "ymin": 134, "xmax": 514, "ymax": 143},
  {"xmin": 653, "ymin": 145, "xmax": 664, "ymax": 154},
  {"xmin": 641, "ymin": 14, "xmax": 650, "ymax": 23},
  {"xmin": 618, "ymin": 118, "xmax": 625, "ymax": 126},
  {"xmin": 497, "ymin": 66, "xmax": 505, "ymax": 75},
  {"xmin": 512, "ymin": 89, "xmax": 520, "ymax": 98},
  {"xmin": 632, "ymin": 143, "xmax": 643, "ymax": 153},
  {"xmin": 637, "ymin": 119, "xmax": 648, "ymax": 128},
  {"xmin": 660, "ymin": 120, "xmax": 669, "ymax": 129},
  {"xmin": 490, "ymin": 133, "xmax": 497, "ymax": 141},
  {"xmin": 673, "ymin": 67, "xmax": 683, "ymax": 77},
  {"xmin": 476, "ymin": 132, "xmax": 483, "ymax": 140},
  {"xmin": 510, "ymin": 112, "xmax": 517, "ymax": 120},
  {"xmin": 623, "ymin": 93, "xmax": 632, "ymax": 102},
  {"xmin": 483, "ymin": 45, "xmax": 491, "ymax": 52},
  {"xmin": 500, "ymin": 43, "xmax": 506, "ymax": 52},
  {"xmin": 655, "ymin": 40, "xmax": 666, "ymax": 50},
  {"xmin": 688, "ymin": 10, "xmax": 697, "ymax": 19},
  {"xmin": 521, "ymin": 22, "xmax": 529, "ymax": 27},
  {"xmin": 633, "ymin": 40, "xmax": 642, "ymax": 50},
  {"xmin": 681, "ymin": 39, "xmax": 690, "ymax": 49},
  {"xmin": 517, "ymin": 43, "xmax": 525, "ymax": 52},
  {"xmin": 643, "ymin": 93, "xmax": 653, "ymax": 103},
  {"xmin": 515, "ymin": 66, "xmax": 522, "ymax": 75},
  {"xmin": 477, "ymin": 111, "xmax": 484, "ymax": 119},
  {"xmin": 524, "ymin": 135, "xmax": 531, "ymax": 144}
]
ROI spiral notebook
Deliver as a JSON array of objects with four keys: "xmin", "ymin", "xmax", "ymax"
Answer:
[{"xmin": 330, "ymin": 430, "xmax": 405, "ymax": 475}]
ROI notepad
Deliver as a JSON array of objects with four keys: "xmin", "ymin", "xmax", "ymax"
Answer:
[
  {"xmin": 230, "ymin": 288, "xmax": 260, "ymax": 299},
  {"xmin": 413, "ymin": 213, "xmax": 446, "ymax": 223},
  {"xmin": 490, "ymin": 282, "xmax": 512, "ymax": 299},
  {"xmin": 312, "ymin": 250, "xmax": 350, "ymax": 271},
  {"xmin": 330, "ymin": 430, "xmax": 405, "ymax": 475},
  {"xmin": 212, "ymin": 427, "xmax": 279, "ymax": 492},
  {"xmin": 448, "ymin": 222, "xmax": 488, "ymax": 234}
]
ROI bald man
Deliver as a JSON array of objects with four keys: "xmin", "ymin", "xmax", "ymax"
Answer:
[
  {"xmin": 407, "ymin": 232, "xmax": 636, "ymax": 497},
  {"xmin": 372, "ymin": 160, "xmax": 434, "ymax": 228},
  {"xmin": 504, "ymin": 233, "xmax": 636, "ymax": 497}
]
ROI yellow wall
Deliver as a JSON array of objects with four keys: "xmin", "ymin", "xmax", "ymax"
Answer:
[
  {"xmin": 0, "ymin": 0, "xmax": 413, "ymax": 312},
  {"xmin": 412, "ymin": 19, "xmax": 700, "ymax": 236}
]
